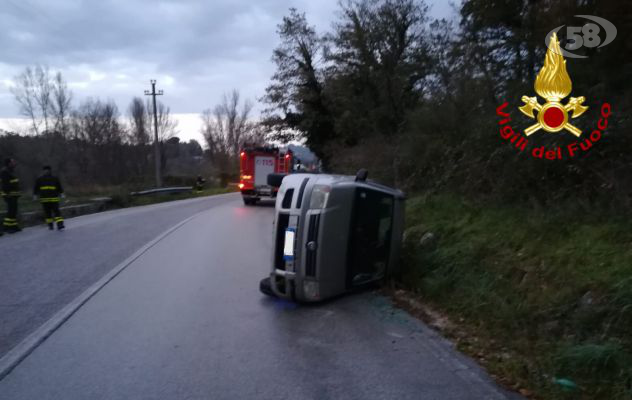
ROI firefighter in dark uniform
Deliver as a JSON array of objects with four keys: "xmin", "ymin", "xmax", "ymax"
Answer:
[
  {"xmin": 1, "ymin": 158, "xmax": 22, "ymax": 234},
  {"xmin": 195, "ymin": 175, "xmax": 205, "ymax": 193},
  {"xmin": 33, "ymin": 166, "xmax": 65, "ymax": 230}
]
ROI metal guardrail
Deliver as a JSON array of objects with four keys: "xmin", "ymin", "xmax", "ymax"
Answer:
[{"xmin": 130, "ymin": 186, "xmax": 193, "ymax": 196}]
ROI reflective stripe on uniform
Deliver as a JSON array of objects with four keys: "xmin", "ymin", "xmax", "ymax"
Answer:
[
  {"xmin": 39, "ymin": 186, "xmax": 57, "ymax": 190},
  {"xmin": 3, "ymin": 220, "xmax": 18, "ymax": 226},
  {"xmin": 54, "ymin": 217, "xmax": 64, "ymax": 222},
  {"xmin": 45, "ymin": 218, "xmax": 54, "ymax": 223},
  {"xmin": 40, "ymin": 198, "xmax": 60, "ymax": 203},
  {"xmin": 9, "ymin": 179, "xmax": 18, "ymax": 183}
]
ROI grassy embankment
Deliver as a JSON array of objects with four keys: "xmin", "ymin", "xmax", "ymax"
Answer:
[{"xmin": 398, "ymin": 195, "xmax": 632, "ymax": 399}]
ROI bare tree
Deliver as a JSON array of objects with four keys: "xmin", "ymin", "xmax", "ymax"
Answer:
[
  {"xmin": 50, "ymin": 72, "xmax": 72, "ymax": 138},
  {"xmin": 201, "ymin": 108, "xmax": 230, "ymax": 159},
  {"xmin": 71, "ymin": 98, "xmax": 124, "ymax": 145},
  {"xmin": 11, "ymin": 66, "xmax": 41, "ymax": 134},
  {"xmin": 10, "ymin": 65, "xmax": 69, "ymax": 135},
  {"xmin": 128, "ymin": 97, "xmax": 149, "ymax": 145},
  {"xmin": 201, "ymin": 90, "xmax": 255, "ymax": 157},
  {"xmin": 144, "ymin": 100, "xmax": 178, "ymax": 177},
  {"xmin": 35, "ymin": 65, "xmax": 52, "ymax": 132},
  {"xmin": 146, "ymin": 99, "xmax": 178, "ymax": 142}
]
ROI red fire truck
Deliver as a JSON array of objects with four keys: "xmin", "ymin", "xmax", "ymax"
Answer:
[{"xmin": 239, "ymin": 147, "xmax": 293, "ymax": 205}]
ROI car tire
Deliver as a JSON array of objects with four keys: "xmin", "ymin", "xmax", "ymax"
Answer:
[{"xmin": 242, "ymin": 196, "xmax": 253, "ymax": 205}]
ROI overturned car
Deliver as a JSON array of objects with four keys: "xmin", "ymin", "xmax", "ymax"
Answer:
[{"xmin": 260, "ymin": 170, "xmax": 405, "ymax": 302}]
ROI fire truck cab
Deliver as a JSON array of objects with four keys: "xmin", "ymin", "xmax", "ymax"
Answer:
[{"xmin": 239, "ymin": 147, "xmax": 293, "ymax": 205}]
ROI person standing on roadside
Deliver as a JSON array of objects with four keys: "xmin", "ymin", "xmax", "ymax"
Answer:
[
  {"xmin": 195, "ymin": 175, "xmax": 206, "ymax": 193},
  {"xmin": 33, "ymin": 166, "xmax": 65, "ymax": 230},
  {"xmin": 1, "ymin": 158, "xmax": 22, "ymax": 234}
]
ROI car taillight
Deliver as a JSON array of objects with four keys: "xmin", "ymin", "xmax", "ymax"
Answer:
[
  {"xmin": 238, "ymin": 183, "xmax": 244, "ymax": 189},
  {"xmin": 241, "ymin": 175, "xmax": 252, "ymax": 180}
]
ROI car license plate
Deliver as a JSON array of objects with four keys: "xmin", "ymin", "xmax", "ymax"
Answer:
[{"xmin": 283, "ymin": 228, "xmax": 295, "ymax": 259}]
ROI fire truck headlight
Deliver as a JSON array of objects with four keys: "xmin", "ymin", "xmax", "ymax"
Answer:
[
  {"xmin": 309, "ymin": 185, "xmax": 331, "ymax": 209},
  {"xmin": 303, "ymin": 281, "xmax": 319, "ymax": 300}
]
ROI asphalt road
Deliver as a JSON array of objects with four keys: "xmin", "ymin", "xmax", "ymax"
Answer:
[
  {"xmin": 0, "ymin": 193, "xmax": 236, "ymax": 357},
  {"xmin": 0, "ymin": 193, "xmax": 520, "ymax": 400}
]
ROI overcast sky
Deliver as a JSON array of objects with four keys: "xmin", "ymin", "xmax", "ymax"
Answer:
[{"xmin": 0, "ymin": 0, "xmax": 454, "ymax": 142}]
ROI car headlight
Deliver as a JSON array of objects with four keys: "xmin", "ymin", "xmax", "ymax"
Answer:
[{"xmin": 309, "ymin": 185, "xmax": 331, "ymax": 209}]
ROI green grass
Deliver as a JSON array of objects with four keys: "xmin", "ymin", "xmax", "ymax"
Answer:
[{"xmin": 399, "ymin": 194, "xmax": 632, "ymax": 399}]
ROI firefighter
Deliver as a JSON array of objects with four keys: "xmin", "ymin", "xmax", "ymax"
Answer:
[
  {"xmin": 1, "ymin": 158, "xmax": 22, "ymax": 233},
  {"xmin": 33, "ymin": 166, "xmax": 65, "ymax": 230},
  {"xmin": 195, "ymin": 175, "xmax": 205, "ymax": 193}
]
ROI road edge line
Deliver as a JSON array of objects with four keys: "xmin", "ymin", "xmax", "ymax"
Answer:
[{"xmin": 0, "ymin": 213, "xmax": 198, "ymax": 382}]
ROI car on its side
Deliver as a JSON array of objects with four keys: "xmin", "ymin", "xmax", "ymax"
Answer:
[{"xmin": 260, "ymin": 170, "xmax": 405, "ymax": 302}]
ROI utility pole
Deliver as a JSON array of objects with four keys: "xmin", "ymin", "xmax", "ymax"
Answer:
[{"xmin": 145, "ymin": 80, "xmax": 163, "ymax": 188}]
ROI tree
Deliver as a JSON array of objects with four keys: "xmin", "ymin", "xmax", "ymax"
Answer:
[
  {"xmin": 202, "ymin": 90, "xmax": 257, "ymax": 157},
  {"xmin": 145, "ymin": 100, "xmax": 178, "ymax": 176},
  {"xmin": 263, "ymin": 2, "xmax": 432, "ymax": 169},
  {"xmin": 262, "ymin": 8, "xmax": 334, "ymax": 162},
  {"xmin": 146, "ymin": 100, "xmax": 178, "ymax": 142},
  {"xmin": 50, "ymin": 71, "xmax": 72, "ymax": 137},
  {"xmin": 71, "ymin": 98, "xmax": 124, "ymax": 145},
  {"xmin": 127, "ymin": 97, "xmax": 149, "ymax": 145},
  {"xmin": 68, "ymin": 98, "xmax": 126, "ymax": 182},
  {"xmin": 11, "ymin": 66, "xmax": 49, "ymax": 134},
  {"xmin": 11, "ymin": 66, "xmax": 72, "ymax": 136},
  {"xmin": 201, "ymin": 90, "xmax": 263, "ymax": 185},
  {"xmin": 327, "ymin": 0, "xmax": 431, "ymax": 141}
]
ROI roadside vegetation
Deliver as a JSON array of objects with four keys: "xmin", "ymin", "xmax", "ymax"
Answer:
[
  {"xmin": 259, "ymin": 0, "xmax": 630, "ymax": 398},
  {"xmin": 15, "ymin": 186, "xmax": 234, "ymax": 224},
  {"xmin": 1, "ymin": 71, "xmax": 265, "ymax": 199},
  {"xmin": 399, "ymin": 195, "xmax": 632, "ymax": 399}
]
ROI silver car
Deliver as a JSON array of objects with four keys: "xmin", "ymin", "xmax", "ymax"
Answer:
[{"xmin": 260, "ymin": 170, "xmax": 405, "ymax": 302}]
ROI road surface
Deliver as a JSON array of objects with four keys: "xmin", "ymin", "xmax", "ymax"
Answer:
[
  {"xmin": 0, "ymin": 193, "xmax": 236, "ymax": 358},
  {"xmin": 0, "ymin": 193, "xmax": 519, "ymax": 399}
]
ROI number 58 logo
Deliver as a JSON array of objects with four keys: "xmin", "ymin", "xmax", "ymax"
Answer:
[{"xmin": 545, "ymin": 15, "xmax": 617, "ymax": 58}]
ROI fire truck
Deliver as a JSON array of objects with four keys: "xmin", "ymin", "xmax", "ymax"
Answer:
[{"xmin": 239, "ymin": 146, "xmax": 293, "ymax": 205}]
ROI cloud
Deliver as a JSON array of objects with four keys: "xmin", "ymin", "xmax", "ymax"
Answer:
[{"xmin": 0, "ymin": 0, "xmax": 452, "ymax": 119}]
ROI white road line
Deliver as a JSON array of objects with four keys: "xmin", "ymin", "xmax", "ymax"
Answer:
[{"xmin": 0, "ymin": 211, "xmax": 201, "ymax": 381}]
